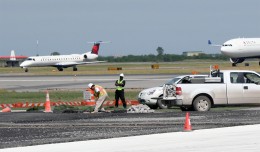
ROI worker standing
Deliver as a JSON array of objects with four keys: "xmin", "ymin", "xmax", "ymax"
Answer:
[
  {"xmin": 88, "ymin": 83, "xmax": 108, "ymax": 113},
  {"xmin": 115, "ymin": 73, "xmax": 127, "ymax": 109}
]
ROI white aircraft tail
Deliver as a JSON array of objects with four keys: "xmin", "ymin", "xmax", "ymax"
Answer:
[{"xmin": 10, "ymin": 50, "xmax": 16, "ymax": 61}]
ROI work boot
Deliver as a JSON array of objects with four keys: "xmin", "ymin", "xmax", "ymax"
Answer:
[{"xmin": 100, "ymin": 108, "xmax": 106, "ymax": 112}]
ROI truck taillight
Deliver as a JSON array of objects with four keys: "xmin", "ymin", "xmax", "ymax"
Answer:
[{"xmin": 176, "ymin": 87, "xmax": 182, "ymax": 95}]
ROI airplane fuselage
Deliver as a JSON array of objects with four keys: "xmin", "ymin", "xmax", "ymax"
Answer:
[
  {"xmin": 221, "ymin": 38, "xmax": 260, "ymax": 58},
  {"xmin": 20, "ymin": 53, "xmax": 97, "ymax": 68}
]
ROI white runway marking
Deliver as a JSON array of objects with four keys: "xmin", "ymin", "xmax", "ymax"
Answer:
[
  {"xmin": 1, "ymin": 125, "xmax": 260, "ymax": 152},
  {"xmin": 0, "ymin": 78, "xmax": 169, "ymax": 82}
]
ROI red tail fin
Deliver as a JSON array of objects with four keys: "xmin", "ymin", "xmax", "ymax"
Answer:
[{"xmin": 91, "ymin": 43, "xmax": 100, "ymax": 55}]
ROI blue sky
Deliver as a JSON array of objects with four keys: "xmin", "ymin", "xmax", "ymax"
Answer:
[{"xmin": 0, "ymin": 0, "xmax": 260, "ymax": 56}]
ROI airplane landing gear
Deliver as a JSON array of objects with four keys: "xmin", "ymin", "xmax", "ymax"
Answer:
[
  {"xmin": 232, "ymin": 63, "xmax": 237, "ymax": 67},
  {"xmin": 73, "ymin": 67, "xmax": 78, "ymax": 71},
  {"xmin": 57, "ymin": 67, "xmax": 63, "ymax": 71},
  {"xmin": 25, "ymin": 68, "xmax": 28, "ymax": 72}
]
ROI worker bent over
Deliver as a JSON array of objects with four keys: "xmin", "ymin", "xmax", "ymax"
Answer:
[
  {"xmin": 88, "ymin": 83, "xmax": 108, "ymax": 113},
  {"xmin": 115, "ymin": 73, "xmax": 127, "ymax": 109}
]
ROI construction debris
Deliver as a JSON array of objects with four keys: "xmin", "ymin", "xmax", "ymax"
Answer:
[{"xmin": 127, "ymin": 104, "xmax": 154, "ymax": 113}]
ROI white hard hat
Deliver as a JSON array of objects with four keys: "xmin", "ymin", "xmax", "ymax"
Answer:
[
  {"xmin": 120, "ymin": 73, "xmax": 124, "ymax": 77},
  {"xmin": 88, "ymin": 83, "xmax": 94, "ymax": 88}
]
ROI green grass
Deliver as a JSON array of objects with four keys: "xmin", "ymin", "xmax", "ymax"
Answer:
[
  {"xmin": 2, "ymin": 60, "xmax": 260, "ymax": 75},
  {"xmin": 0, "ymin": 89, "xmax": 141, "ymax": 104}
]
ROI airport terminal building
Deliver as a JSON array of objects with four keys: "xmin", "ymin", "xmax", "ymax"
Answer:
[{"xmin": 182, "ymin": 51, "xmax": 204, "ymax": 57}]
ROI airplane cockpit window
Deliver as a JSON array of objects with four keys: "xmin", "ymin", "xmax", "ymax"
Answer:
[
  {"xmin": 222, "ymin": 44, "xmax": 232, "ymax": 47},
  {"xmin": 26, "ymin": 58, "xmax": 33, "ymax": 61}
]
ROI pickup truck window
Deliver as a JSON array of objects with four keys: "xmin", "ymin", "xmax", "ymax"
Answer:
[
  {"xmin": 165, "ymin": 78, "xmax": 181, "ymax": 85},
  {"xmin": 230, "ymin": 72, "xmax": 260, "ymax": 84},
  {"xmin": 244, "ymin": 73, "xmax": 260, "ymax": 84},
  {"xmin": 230, "ymin": 72, "xmax": 245, "ymax": 83}
]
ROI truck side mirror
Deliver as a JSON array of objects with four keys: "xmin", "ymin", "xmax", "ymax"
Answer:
[{"xmin": 211, "ymin": 69, "xmax": 220, "ymax": 77}]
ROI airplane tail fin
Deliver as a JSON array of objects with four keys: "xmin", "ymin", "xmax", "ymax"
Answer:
[
  {"xmin": 208, "ymin": 40, "xmax": 212, "ymax": 45},
  {"xmin": 91, "ymin": 42, "xmax": 101, "ymax": 55},
  {"xmin": 88, "ymin": 41, "xmax": 110, "ymax": 55},
  {"xmin": 208, "ymin": 40, "xmax": 221, "ymax": 47},
  {"xmin": 10, "ymin": 50, "xmax": 16, "ymax": 61}
]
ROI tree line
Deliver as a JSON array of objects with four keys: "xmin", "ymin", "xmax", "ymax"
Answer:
[
  {"xmin": 98, "ymin": 46, "xmax": 228, "ymax": 62},
  {"xmin": 51, "ymin": 47, "xmax": 229, "ymax": 62},
  {"xmin": 97, "ymin": 53, "xmax": 228, "ymax": 62}
]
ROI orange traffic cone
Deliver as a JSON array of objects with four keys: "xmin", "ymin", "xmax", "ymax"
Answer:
[
  {"xmin": 1, "ymin": 107, "xmax": 11, "ymax": 113},
  {"xmin": 44, "ymin": 91, "xmax": 52, "ymax": 113},
  {"xmin": 184, "ymin": 112, "xmax": 192, "ymax": 131}
]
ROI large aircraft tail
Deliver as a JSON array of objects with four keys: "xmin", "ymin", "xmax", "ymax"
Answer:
[{"xmin": 10, "ymin": 50, "xmax": 16, "ymax": 61}]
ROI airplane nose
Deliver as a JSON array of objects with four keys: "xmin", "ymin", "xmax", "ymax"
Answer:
[
  {"xmin": 220, "ymin": 46, "xmax": 228, "ymax": 55},
  {"xmin": 20, "ymin": 62, "xmax": 24, "ymax": 67},
  {"xmin": 20, "ymin": 62, "xmax": 26, "ymax": 67}
]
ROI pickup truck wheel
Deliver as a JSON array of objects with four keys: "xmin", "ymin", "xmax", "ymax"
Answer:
[
  {"xmin": 193, "ymin": 96, "xmax": 211, "ymax": 111},
  {"xmin": 157, "ymin": 95, "xmax": 170, "ymax": 109}
]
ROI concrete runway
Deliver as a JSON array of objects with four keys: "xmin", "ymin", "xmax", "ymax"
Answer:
[
  {"xmin": 0, "ymin": 74, "xmax": 177, "ymax": 92},
  {"xmin": 2, "ymin": 124, "xmax": 260, "ymax": 152}
]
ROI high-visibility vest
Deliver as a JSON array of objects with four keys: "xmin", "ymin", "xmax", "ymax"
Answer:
[
  {"xmin": 116, "ymin": 80, "xmax": 124, "ymax": 91},
  {"xmin": 94, "ymin": 85, "xmax": 107, "ymax": 97}
]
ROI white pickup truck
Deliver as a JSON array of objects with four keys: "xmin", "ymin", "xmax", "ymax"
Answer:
[{"xmin": 163, "ymin": 70, "xmax": 260, "ymax": 111}]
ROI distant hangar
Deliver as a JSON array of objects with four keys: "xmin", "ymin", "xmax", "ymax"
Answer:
[{"xmin": 0, "ymin": 50, "xmax": 27, "ymax": 67}]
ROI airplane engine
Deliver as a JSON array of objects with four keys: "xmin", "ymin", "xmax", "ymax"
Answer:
[
  {"xmin": 83, "ymin": 54, "xmax": 87, "ymax": 59},
  {"xmin": 230, "ymin": 58, "xmax": 244, "ymax": 64}
]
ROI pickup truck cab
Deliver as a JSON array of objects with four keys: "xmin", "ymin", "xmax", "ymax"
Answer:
[{"xmin": 163, "ymin": 70, "xmax": 260, "ymax": 111}]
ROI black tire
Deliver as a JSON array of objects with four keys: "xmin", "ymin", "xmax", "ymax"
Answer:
[
  {"xmin": 25, "ymin": 69, "xmax": 28, "ymax": 72},
  {"xmin": 157, "ymin": 95, "xmax": 170, "ymax": 109},
  {"xmin": 193, "ymin": 95, "xmax": 211, "ymax": 111},
  {"xmin": 148, "ymin": 104, "xmax": 158, "ymax": 109},
  {"xmin": 73, "ymin": 67, "xmax": 78, "ymax": 71}
]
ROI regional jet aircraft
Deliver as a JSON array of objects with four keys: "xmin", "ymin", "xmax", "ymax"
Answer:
[
  {"xmin": 208, "ymin": 38, "xmax": 260, "ymax": 66},
  {"xmin": 20, "ymin": 41, "xmax": 107, "ymax": 72}
]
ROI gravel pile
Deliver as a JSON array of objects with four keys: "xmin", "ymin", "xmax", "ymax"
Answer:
[{"xmin": 127, "ymin": 104, "xmax": 155, "ymax": 113}]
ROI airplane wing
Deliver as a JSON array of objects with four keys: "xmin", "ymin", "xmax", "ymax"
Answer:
[
  {"xmin": 75, "ymin": 61, "xmax": 107, "ymax": 65},
  {"xmin": 54, "ymin": 61, "xmax": 106, "ymax": 67}
]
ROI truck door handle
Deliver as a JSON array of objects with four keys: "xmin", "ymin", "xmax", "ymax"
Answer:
[{"xmin": 244, "ymin": 86, "xmax": 248, "ymax": 90}]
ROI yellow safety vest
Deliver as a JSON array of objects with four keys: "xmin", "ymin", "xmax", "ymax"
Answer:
[
  {"xmin": 116, "ymin": 80, "xmax": 124, "ymax": 91},
  {"xmin": 95, "ymin": 85, "xmax": 107, "ymax": 96}
]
